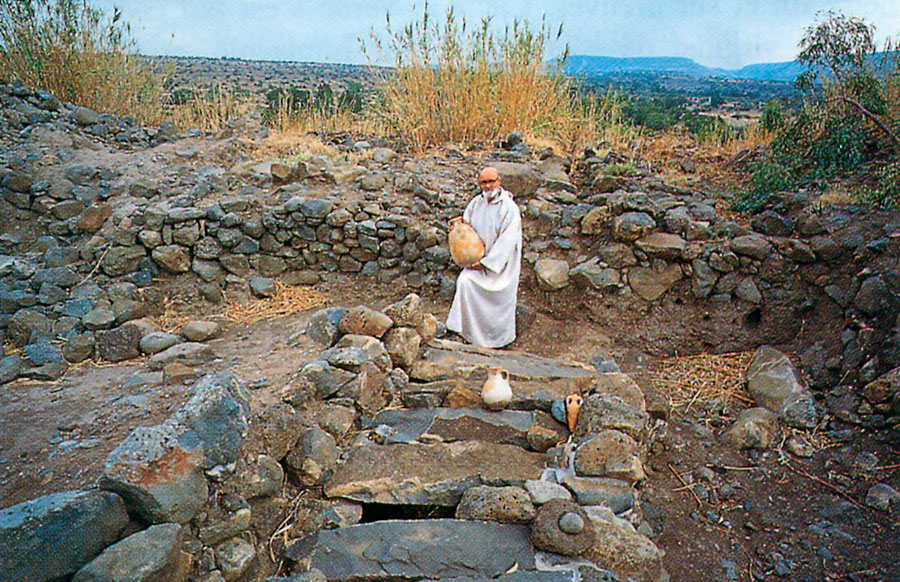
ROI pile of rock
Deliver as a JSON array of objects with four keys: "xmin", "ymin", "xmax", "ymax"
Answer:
[
  {"xmin": 0, "ymin": 253, "xmax": 223, "ymax": 384},
  {"xmin": 1, "ymin": 294, "xmax": 669, "ymax": 582}
]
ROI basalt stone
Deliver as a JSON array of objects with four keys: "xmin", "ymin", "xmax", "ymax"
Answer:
[
  {"xmin": 573, "ymin": 429, "xmax": 646, "ymax": 483},
  {"xmin": 258, "ymin": 255, "xmax": 287, "ymax": 277},
  {"xmin": 96, "ymin": 324, "xmax": 142, "ymax": 362},
  {"xmin": 730, "ymin": 234, "xmax": 772, "ymax": 259},
  {"xmin": 571, "ymin": 258, "xmax": 620, "ymax": 290},
  {"xmin": 306, "ymin": 307, "xmax": 348, "ymax": 347},
  {"xmin": 192, "ymin": 259, "xmax": 223, "ymax": 282},
  {"xmin": 148, "ymin": 342, "xmax": 216, "ymax": 370},
  {"xmin": 0, "ymin": 489, "xmax": 129, "ymax": 582},
  {"xmin": 300, "ymin": 198, "xmax": 334, "ymax": 220},
  {"xmin": 339, "ymin": 305, "xmax": 393, "ymax": 338},
  {"xmin": 167, "ymin": 207, "xmax": 206, "ymax": 222},
  {"xmin": 246, "ymin": 401, "xmax": 306, "ymax": 461},
  {"xmin": 612, "ymin": 212, "xmax": 656, "ymax": 242},
  {"xmin": 635, "ymin": 232, "xmax": 686, "ymax": 260},
  {"xmin": 195, "ymin": 237, "xmax": 225, "ymax": 260},
  {"xmin": 51, "ymin": 199, "xmax": 84, "ymax": 221},
  {"xmin": 325, "ymin": 441, "xmax": 545, "ymax": 506},
  {"xmin": 83, "ymin": 307, "xmax": 116, "ymax": 331},
  {"xmin": 71, "ymin": 106, "xmax": 101, "ymax": 125},
  {"xmin": 152, "ymin": 245, "xmax": 191, "ymax": 273},
  {"xmin": 751, "ymin": 210, "xmax": 792, "ymax": 236},
  {"xmin": 627, "ymin": 263, "xmax": 683, "ymax": 302},
  {"xmin": 101, "ymin": 374, "xmax": 249, "ymax": 522},
  {"xmin": 23, "ymin": 337, "xmax": 64, "ymax": 367},
  {"xmin": 72, "ymin": 523, "xmax": 187, "ymax": 582},
  {"xmin": 455, "ymin": 485, "xmax": 536, "ymax": 523},
  {"xmin": 62, "ymin": 334, "xmax": 96, "ymax": 363},
  {"xmin": 32, "ymin": 266, "xmax": 79, "ymax": 289},
  {"xmin": 531, "ymin": 499, "xmax": 593, "ymax": 556},
  {"xmin": 8, "ymin": 309, "xmax": 53, "ymax": 347},
  {"xmin": 215, "ymin": 537, "xmax": 256, "ymax": 581},
  {"xmin": 284, "ymin": 426, "xmax": 340, "ymax": 485},
  {"xmin": 0, "ymin": 354, "xmax": 23, "ymax": 384},
  {"xmin": 220, "ymin": 254, "xmax": 251, "ymax": 277},
  {"xmin": 383, "ymin": 326, "xmax": 422, "ymax": 370},
  {"xmin": 102, "ymin": 246, "xmax": 147, "ymax": 277},
  {"xmin": 585, "ymin": 511, "xmax": 667, "ymax": 582},
  {"xmin": 383, "ymin": 293, "xmax": 425, "ymax": 328},
  {"xmin": 524, "ymin": 479, "xmax": 573, "ymax": 505},
  {"xmin": 535, "ymin": 259, "xmax": 571, "ymax": 290},
  {"xmin": 182, "ymin": 320, "xmax": 220, "ymax": 342},
  {"xmin": 722, "ymin": 407, "xmax": 780, "ymax": 449},
  {"xmin": 854, "ymin": 275, "xmax": 894, "ymax": 316},
  {"xmin": 77, "ymin": 202, "xmax": 112, "ymax": 232},
  {"xmin": 747, "ymin": 345, "xmax": 818, "ymax": 429},
  {"xmin": 249, "ymin": 276, "xmax": 276, "ymax": 298},
  {"xmin": 574, "ymin": 392, "xmax": 650, "ymax": 441},
  {"xmin": 286, "ymin": 519, "xmax": 534, "ymax": 581},
  {"xmin": 293, "ymin": 359, "xmax": 357, "ymax": 401},
  {"xmin": 239, "ymin": 454, "xmax": 284, "ymax": 499},
  {"xmin": 563, "ymin": 476, "xmax": 635, "ymax": 514}
]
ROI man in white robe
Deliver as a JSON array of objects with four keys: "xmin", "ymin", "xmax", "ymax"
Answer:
[{"xmin": 446, "ymin": 166, "xmax": 522, "ymax": 348}]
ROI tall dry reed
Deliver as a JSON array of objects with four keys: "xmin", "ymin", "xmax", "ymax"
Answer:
[
  {"xmin": 0, "ymin": 0, "xmax": 165, "ymax": 123},
  {"xmin": 362, "ymin": 4, "xmax": 625, "ymax": 154}
]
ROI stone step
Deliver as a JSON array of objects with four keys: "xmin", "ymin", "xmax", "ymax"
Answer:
[
  {"xmin": 414, "ymin": 339, "xmax": 598, "ymax": 383},
  {"xmin": 365, "ymin": 407, "xmax": 565, "ymax": 447},
  {"xmin": 285, "ymin": 519, "xmax": 535, "ymax": 581},
  {"xmin": 324, "ymin": 441, "xmax": 546, "ymax": 505}
]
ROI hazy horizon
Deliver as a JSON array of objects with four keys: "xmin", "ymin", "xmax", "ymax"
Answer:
[{"xmin": 91, "ymin": 1, "xmax": 900, "ymax": 70}]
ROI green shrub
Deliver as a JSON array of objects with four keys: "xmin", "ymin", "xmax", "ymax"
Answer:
[
  {"xmin": 860, "ymin": 162, "xmax": 900, "ymax": 208},
  {"xmin": 621, "ymin": 95, "xmax": 685, "ymax": 132},
  {"xmin": 760, "ymin": 99, "xmax": 785, "ymax": 132},
  {"xmin": 682, "ymin": 112, "xmax": 736, "ymax": 144}
]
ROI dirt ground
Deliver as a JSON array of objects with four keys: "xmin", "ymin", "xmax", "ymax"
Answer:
[{"xmin": 2, "ymin": 271, "xmax": 899, "ymax": 582}]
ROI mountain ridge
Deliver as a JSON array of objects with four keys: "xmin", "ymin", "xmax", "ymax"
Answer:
[{"xmin": 561, "ymin": 54, "xmax": 807, "ymax": 82}]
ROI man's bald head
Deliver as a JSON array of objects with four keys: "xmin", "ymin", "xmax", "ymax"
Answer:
[{"xmin": 478, "ymin": 167, "xmax": 500, "ymax": 191}]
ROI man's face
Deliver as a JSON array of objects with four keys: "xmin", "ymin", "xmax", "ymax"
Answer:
[{"xmin": 479, "ymin": 175, "xmax": 499, "ymax": 193}]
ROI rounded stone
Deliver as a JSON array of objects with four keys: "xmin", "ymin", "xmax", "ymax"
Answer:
[
  {"xmin": 140, "ymin": 331, "xmax": 180, "ymax": 355},
  {"xmin": 558, "ymin": 511, "xmax": 585, "ymax": 534},
  {"xmin": 530, "ymin": 498, "xmax": 593, "ymax": 556}
]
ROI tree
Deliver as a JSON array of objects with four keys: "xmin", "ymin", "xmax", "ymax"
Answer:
[{"xmin": 796, "ymin": 10, "xmax": 899, "ymax": 150}]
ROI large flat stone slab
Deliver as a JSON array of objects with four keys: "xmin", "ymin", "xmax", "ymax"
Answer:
[
  {"xmin": 325, "ymin": 441, "xmax": 546, "ymax": 505},
  {"xmin": 415, "ymin": 340, "xmax": 597, "ymax": 382},
  {"xmin": 286, "ymin": 519, "xmax": 535, "ymax": 581},
  {"xmin": 368, "ymin": 407, "xmax": 564, "ymax": 447}
]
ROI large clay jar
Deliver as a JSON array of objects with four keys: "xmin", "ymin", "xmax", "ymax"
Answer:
[{"xmin": 448, "ymin": 217, "xmax": 485, "ymax": 268}]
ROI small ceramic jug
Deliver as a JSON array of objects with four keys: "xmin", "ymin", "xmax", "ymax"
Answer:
[
  {"xmin": 448, "ymin": 217, "xmax": 485, "ymax": 268},
  {"xmin": 482, "ymin": 367, "xmax": 512, "ymax": 410},
  {"xmin": 565, "ymin": 394, "xmax": 583, "ymax": 433}
]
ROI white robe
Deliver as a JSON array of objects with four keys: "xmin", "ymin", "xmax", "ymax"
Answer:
[{"xmin": 446, "ymin": 188, "xmax": 522, "ymax": 348}]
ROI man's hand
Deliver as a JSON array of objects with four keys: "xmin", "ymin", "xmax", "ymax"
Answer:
[{"xmin": 467, "ymin": 261, "xmax": 484, "ymax": 271}]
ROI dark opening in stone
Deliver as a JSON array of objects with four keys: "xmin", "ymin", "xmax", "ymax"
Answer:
[
  {"xmin": 744, "ymin": 308, "xmax": 762, "ymax": 330},
  {"xmin": 359, "ymin": 503, "xmax": 456, "ymax": 523}
]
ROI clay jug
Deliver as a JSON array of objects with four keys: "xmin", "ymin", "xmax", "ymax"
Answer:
[
  {"xmin": 482, "ymin": 367, "xmax": 512, "ymax": 410},
  {"xmin": 565, "ymin": 394, "xmax": 583, "ymax": 433},
  {"xmin": 448, "ymin": 217, "xmax": 485, "ymax": 268}
]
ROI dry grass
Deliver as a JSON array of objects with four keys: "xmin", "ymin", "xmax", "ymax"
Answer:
[
  {"xmin": 219, "ymin": 281, "xmax": 326, "ymax": 325},
  {"xmin": 359, "ymin": 6, "xmax": 629, "ymax": 155},
  {"xmin": 0, "ymin": 1, "xmax": 166, "ymax": 123},
  {"xmin": 648, "ymin": 351, "xmax": 754, "ymax": 411},
  {"xmin": 164, "ymin": 85, "xmax": 258, "ymax": 133}
]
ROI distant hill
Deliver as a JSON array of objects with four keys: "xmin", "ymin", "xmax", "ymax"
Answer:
[{"xmin": 561, "ymin": 55, "xmax": 808, "ymax": 82}]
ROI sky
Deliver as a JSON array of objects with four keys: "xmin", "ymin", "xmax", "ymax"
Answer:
[{"xmin": 91, "ymin": 1, "xmax": 900, "ymax": 70}]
